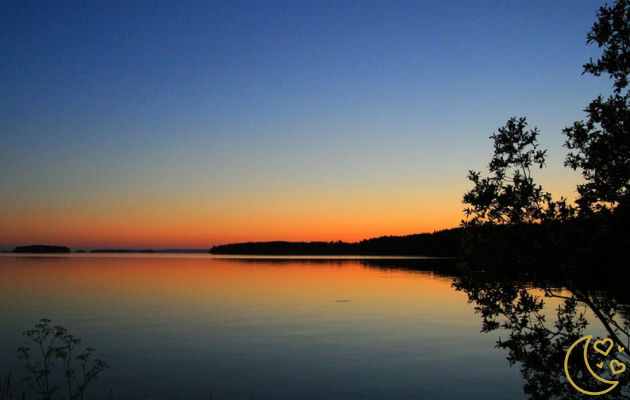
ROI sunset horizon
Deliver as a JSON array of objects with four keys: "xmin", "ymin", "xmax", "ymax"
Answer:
[
  {"xmin": 1, "ymin": 1, "xmax": 605, "ymax": 252},
  {"xmin": 2, "ymin": 1, "xmax": 629, "ymax": 398},
  {"xmin": 1, "ymin": 224, "xmax": 459, "ymax": 252}
]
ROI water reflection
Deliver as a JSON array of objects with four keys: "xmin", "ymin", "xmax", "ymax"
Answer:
[
  {"xmin": 219, "ymin": 256, "xmax": 460, "ymax": 278},
  {"xmin": 453, "ymin": 264, "xmax": 630, "ymax": 399},
  {"xmin": 0, "ymin": 255, "xmax": 522, "ymax": 400}
]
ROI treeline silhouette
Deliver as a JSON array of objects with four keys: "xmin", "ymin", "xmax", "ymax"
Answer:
[
  {"xmin": 209, "ymin": 228, "xmax": 461, "ymax": 256},
  {"xmin": 13, "ymin": 245, "xmax": 71, "ymax": 253}
]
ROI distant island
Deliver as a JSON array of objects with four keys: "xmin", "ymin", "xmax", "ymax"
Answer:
[
  {"xmin": 209, "ymin": 228, "xmax": 462, "ymax": 257},
  {"xmin": 8, "ymin": 230, "xmax": 461, "ymax": 256},
  {"xmin": 13, "ymin": 245, "xmax": 71, "ymax": 254}
]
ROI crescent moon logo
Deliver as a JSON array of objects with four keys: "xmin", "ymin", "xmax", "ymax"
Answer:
[{"xmin": 564, "ymin": 335, "xmax": 625, "ymax": 396}]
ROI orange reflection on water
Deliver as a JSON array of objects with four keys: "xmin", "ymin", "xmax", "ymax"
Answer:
[
  {"xmin": 1, "ymin": 254, "xmax": 519, "ymax": 400},
  {"xmin": 0, "ymin": 255, "xmax": 464, "ymax": 327}
]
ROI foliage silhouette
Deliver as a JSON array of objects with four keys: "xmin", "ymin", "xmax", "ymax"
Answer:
[
  {"xmin": 17, "ymin": 319, "xmax": 108, "ymax": 400},
  {"xmin": 461, "ymin": 0, "xmax": 630, "ymax": 278},
  {"xmin": 463, "ymin": 117, "xmax": 572, "ymax": 227},
  {"xmin": 563, "ymin": 0, "xmax": 630, "ymax": 213},
  {"xmin": 459, "ymin": 1, "xmax": 630, "ymax": 398},
  {"xmin": 453, "ymin": 267, "xmax": 630, "ymax": 399}
]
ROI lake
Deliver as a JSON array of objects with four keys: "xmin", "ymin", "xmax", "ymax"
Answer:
[{"xmin": 0, "ymin": 254, "xmax": 529, "ymax": 400}]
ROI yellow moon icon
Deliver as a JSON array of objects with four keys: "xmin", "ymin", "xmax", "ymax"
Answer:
[{"xmin": 564, "ymin": 335, "xmax": 619, "ymax": 395}]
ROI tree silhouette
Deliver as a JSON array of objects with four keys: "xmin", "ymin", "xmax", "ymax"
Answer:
[
  {"xmin": 563, "ymin": 0, "xmax": 630, "ymax": 213},
  {"xmin": 462, "ymin": 117, "xmax": 571, "ymax": 228},
  {"xmin": 459, "ymin": 2, "xmax": 630, "ymax": 398},
  {"xmin": 453, "ymin": 267, "xmax": 630, "ymax": 400}
]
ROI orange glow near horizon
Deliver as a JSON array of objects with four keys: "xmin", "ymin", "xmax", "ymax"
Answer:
[{"xmin": 0, "ymin": 191, "xmax": 463, "ymax": 249}]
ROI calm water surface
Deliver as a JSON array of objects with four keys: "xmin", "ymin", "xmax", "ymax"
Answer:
[{"xmin": 0, "ymin": 254, "xmax": 526, "ymax": 400}]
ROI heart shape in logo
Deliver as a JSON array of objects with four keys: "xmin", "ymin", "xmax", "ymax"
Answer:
[
  {"xmin": 611, "ymin": 360, "xmax": 626, "ymax": 375},
  {"xmin": 594, "ymin": 338, "xmax": 614, "ymax": 356},
  {"xmin": 619, "ymin": 345, "xmax": 625, "ymax": 352},
  {"xmin": 596, "ymin": 362, "xmax": 603, "ymax": 368}
]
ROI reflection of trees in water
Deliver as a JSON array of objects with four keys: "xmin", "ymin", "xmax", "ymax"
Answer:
[
  {"xmin": 217, "ymin": 256, "xmax": 460, "ymax": 278},
  {"xmin": 455, "ymin": 0, "xmax": 630, "ymax": 396},
  {"xmin": 453, "ymin": 266, "xmax": 629, "ymax": 399}
]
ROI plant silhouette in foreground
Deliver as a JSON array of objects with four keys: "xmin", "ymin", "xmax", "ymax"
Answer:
[
  {"xmin": 17, "ymin": 319, "xmax": 108, "ymax": 400},
  {"xmin": 0, "ymin": 372, "xmax": 21, "ymax": 400}
]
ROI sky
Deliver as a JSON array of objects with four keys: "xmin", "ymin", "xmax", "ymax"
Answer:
[{"xmin": 0, "ymin": 0, "xmax": 614, "ymax": 250}]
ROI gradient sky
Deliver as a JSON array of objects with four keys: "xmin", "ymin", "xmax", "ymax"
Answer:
[{"xmin": 0, "ymin": 1, "xmax": 613, "ymax": 250}]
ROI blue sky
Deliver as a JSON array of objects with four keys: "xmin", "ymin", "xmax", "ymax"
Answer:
[{"xmin": 0, "ymin": 1, "xmax": 613, "ymax": 249}]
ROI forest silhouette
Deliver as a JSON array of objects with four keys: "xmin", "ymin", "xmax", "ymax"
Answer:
[
  {"xmin": 209, "ymin": 228, "xmax": 460, "ymax": 256},
  {"xmin": 456, "ymin": 1, "xmax": 630, "ymax": 398}
]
